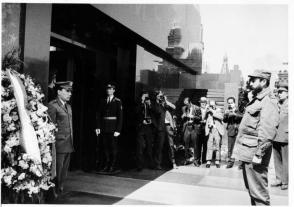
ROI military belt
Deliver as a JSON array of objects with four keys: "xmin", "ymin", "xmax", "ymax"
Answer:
[{"xmin": 103, "ymin": 117, "xmax": 117, "ymax": 120}]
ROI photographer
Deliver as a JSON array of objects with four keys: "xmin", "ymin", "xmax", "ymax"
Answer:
[
  {"xmin": 223, "ymin": 97, "xmax": 243, "ymax": 168},
  {"xmin": 205, "ymin": 100, "xmax": 224, "ymax": 168},
  {"xmin": 152, "ymin": 90, "xmax": 176, "ymax": 170},
  {"xmin": 181, "ymin": 97, "xmax": 202, "ymax": 165},
  {"xmin": 135, "ymin": 91, "xmax": 155, "ymax": 171}
]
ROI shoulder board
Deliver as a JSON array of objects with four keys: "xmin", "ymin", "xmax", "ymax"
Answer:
[
  {"xmin": 49, "ymin": 99, "xmax": 58, "ymax": 104},
  {"xmin": 114, "ymin": 97, "xmax": 121, "ymax": 102}
]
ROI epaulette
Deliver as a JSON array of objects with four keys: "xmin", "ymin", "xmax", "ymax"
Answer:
[
  {"xmin": 114, "ymin": 97, "xmax": 121, "ymax": 102},
  {"xmin": 49, "ymin": 99, "xmax": 58, "ymax": 104}
]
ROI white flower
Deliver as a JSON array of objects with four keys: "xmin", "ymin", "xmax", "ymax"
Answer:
[
  {"xmin": 18, "ymin": 173, "xmax": 25, "ymax": 180},
  {"xmin": 7, "ymin": 123, "xmax": 16, "ymax": 131},
  {"xmin": 4, "ymin": 145, "xmax": 11, "ymax": 153},
  {"xmin": 3, "ymin": 113, "xmax": 12, "ymax": 123},
  {"xmin": 19, "ymin": 160, "xmax": 29, "ymax": 169},
  {"xmin": 3, "ymin": 176, "xmax": 12, "ymax": 186},
  {"xmin": 11, "ymin": 112, "xmax": 19, "ymax": 121}
]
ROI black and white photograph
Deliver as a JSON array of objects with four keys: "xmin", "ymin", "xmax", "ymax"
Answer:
[{"xmin": 1, "ymin": 0, "xmax": 291, "ymax": 205}]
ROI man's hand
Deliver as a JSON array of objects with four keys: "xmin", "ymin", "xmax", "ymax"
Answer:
[
  {"xmin": 95, "ymin": 129, "xmax": 100, "ymax": 136},
  {"xmin": 114, "ymin": 132, "xmax": 120, "ymax": 137},
  {"xmin": 252, "ymin": 155, "xmax": 262, "ymax": 164}
]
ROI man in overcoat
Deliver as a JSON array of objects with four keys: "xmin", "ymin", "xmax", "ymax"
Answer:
[
  {"xmin": 48, "ymin": 81, "xmax": 74, "ymax": 195},
  {"xmin": 271, "ymin": 82, "xmax": 288, "ymax": 190}
]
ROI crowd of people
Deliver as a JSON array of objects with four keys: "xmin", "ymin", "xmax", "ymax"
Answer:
[{"xmin": 47, "ymin": 69, "xmax": 288, "ymax": 205}]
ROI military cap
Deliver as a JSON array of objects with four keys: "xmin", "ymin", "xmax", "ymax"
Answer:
[
  {"xmin": 55, "ymin": 81, "xmax": 73, "ymax": 90},
  {"xmin": 278, "ymin": 82, "xmax": 288, "ymax": 92},
  {"xmin": 106, "ymin": 83, "xmax": 116, "ymax": 89},
  {"xmin": 200, "ymin": 97, "xmax": 207, "ymax": 103},
  {"xmin": 248, "ymin": 70, "xmax": 271, "ymax": 80}
]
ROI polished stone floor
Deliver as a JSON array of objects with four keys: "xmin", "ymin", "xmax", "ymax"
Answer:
[{"xmin": 53, "ymin": 163, "xmax": 288, "ymax": 205}]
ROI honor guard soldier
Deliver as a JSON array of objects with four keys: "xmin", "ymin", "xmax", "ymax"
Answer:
[
  {"xmin": 48, "ymin": 81, "xmax": 74, "ymax": 195},
  {"xmin": 234, "ymin": 70, "xmax": 279, "ymax": 205},
  {"xmin": 96, "ymin": 83, "xmax": 123, "ymax": 174}
]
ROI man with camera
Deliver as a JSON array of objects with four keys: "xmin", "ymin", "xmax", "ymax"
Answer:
[
  {"xmin": 223, "ymin": 97, "xmax": 243, "ymax": 168},
  {"xmin": 135, "ymin": 91, "xmax": 155, "ymax": 171},
  {"xmin": 152, "ymin": 90, "xmax": 176, "ymax": 170},
  {"xmin": 205, "ymin": 100, "xmax": 224, "ymax": 168},
  {"xmin": 234, "ymin": 70, "xmax": 279, "ymax": 205},
  {"xmin": 181, "ymin": 97, "xmax": 202, "ymax": 165}
]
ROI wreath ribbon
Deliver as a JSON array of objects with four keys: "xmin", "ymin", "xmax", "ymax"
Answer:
[{"xmin": 7, "ymin": 69, "xmax": 43, "ymax": 172}]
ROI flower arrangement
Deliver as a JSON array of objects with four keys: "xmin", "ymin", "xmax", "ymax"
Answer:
[{"xmin": 1, "ymin": 50, "xmax": 56, "ymax": 202}]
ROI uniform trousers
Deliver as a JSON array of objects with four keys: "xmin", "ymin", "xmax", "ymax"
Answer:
[
  {"xmin": 183, "ymin": 124, "xmax": 198, "ymax": 160},
  {"xmin": 242, "ymin": 162, "xmax": 270, "ymax": 205},
  {"xmin": 136, "ymin": 124, "xmax": 154, "ymax": 169},
  {"xmin": 206, "ymin": 127, "xmax": 221, "ymax": 161},
  {"xmin": 228, "ymin": 135, "xmax": 237, "ymax": 162},
  {"xmin": 195, "ymin": 125, "xmax": 208, "ymax": 164},
  {"xmin": 273, "ymin": 142, "xmax": 288, "ymax": 185},
  {"xmin": 102, "ymin": 133, "xmax": 118, "ymax": 168},
  {"xmin": 56, "ymin": 153, "xmax": 71, "ymax": 192}
]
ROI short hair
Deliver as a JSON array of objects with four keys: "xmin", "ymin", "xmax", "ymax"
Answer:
[
  {"xmin": 141, "ymin": 91, "xmax": 149, "ymax": 97},
  {"xmin": 227, "ymin": 97, "xmax": 236, "ymax": 103},
  {"xmin": 184, "ymin": 97, "xmax": 191, "ymax": 102}
]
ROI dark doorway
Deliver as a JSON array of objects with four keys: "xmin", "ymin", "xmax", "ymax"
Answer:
[{"xmin": 49, "ymin": 37, "xmax": 98, "ymax": 172}]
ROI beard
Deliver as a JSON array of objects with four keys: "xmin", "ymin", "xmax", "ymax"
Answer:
[{"xmin": 251, "ymin": 85, "xmax": 263, "ymax": 97}]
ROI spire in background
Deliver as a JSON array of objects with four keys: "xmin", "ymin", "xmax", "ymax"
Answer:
[{"xmin": 221, "ymin": 53, "xmax": 229, "ymax": 74}]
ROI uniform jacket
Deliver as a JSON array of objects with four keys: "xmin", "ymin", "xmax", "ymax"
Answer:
[
  {"xmin": 234, "ymin": 87, "xmax": 279, "ymax": 164},
  {"xmin": 48, "ymin": 98, "xmax": 74, "ymax": 153},
  {"xmin": 205, "ymin": 108, "xmax": 224, "ymax": 136},
  {"xmin": 276, "ymin": 99, "xmax": 288, "ymax": 143},
  {"xmin": 97, "ymin": 96, "xmax": 123, "ymax": 133},
  {"xmin": 223, "ymin": 109, "xmax": 243, "ymax": 137}
]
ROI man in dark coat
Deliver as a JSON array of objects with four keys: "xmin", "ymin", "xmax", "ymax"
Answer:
[
  {"xmin": 223, "ymin": 96, "xmax": 243, "ymax": 168},
  {"xmin": 181, "ymin": 97, "xmax": 202, "ymax": 165},
  {"xmin": 48, "ymin": 81, "xmax": 74, "ymax": 195},
  {"xmin": 152, "ymin": 90, "xmax": 176, "ymax": 170},
  {"xmin": 96, "ymin": 83, "xmax": 123, "ymax": 174},
  {"xmin": 135, "ymin": 91, "xmax": 155, "ymax": 171}
]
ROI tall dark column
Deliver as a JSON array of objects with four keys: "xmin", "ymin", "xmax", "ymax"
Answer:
[{"xmin": 23, "ymin": 4, "xmax": 52, "ymax": 102}]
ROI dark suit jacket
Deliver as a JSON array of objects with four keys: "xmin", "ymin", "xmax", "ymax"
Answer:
[
  {"xmin": 48, "ymin": 98, "xmax": 74, "ymax": 153},
  {"xmin": 151, "ymin": 102, "xmax": 174, "ymax": 131},
  {"xmin": 135, "ymin": 102, "xmax": 156, "ymax": 128},
  {"xmin": 97, "ymin": 96, "xmax": 123, "ymax": 133},
  {"xmin": 223, "ymin": 109, "xmax": 243, "ymax": 137}
]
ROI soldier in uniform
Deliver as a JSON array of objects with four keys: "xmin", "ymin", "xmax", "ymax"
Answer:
[
  {"xmin": 48, "ymin": 81, "xmax": 74, "ymax": 195},
  {"xmin": 234, "ymin": 70, "xmax": 279, "ymax": 205},
  {"xmin": 271, "ymin": 82, "xmax": 288, "ymax": 190},
  {"xmin": 181, "ymin": 97, "xmax": 202, "ymax": 165},
  {"xmin": 96, "ymin": 83, "xmax": 123, "ymax": 174}
]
